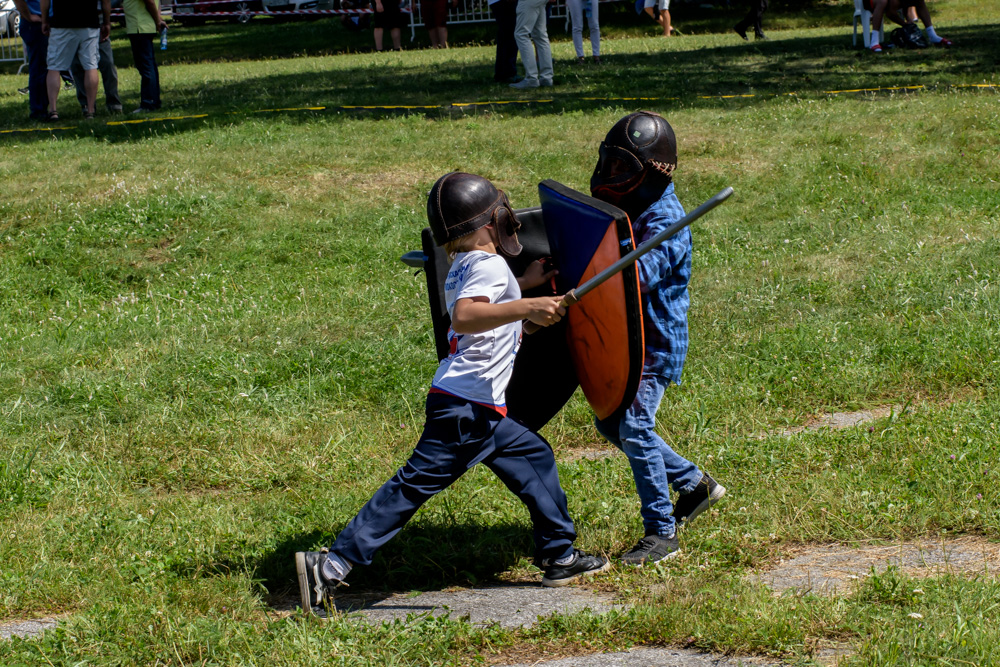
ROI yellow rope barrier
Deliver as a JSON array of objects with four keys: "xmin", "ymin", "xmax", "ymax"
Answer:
[{"xmin": 3, "ymin": 84, "xmax": 995, "ymax": 134}]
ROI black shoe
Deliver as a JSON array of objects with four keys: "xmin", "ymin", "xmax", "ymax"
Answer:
[
  {"xmin": 754, "ymin": 29, "xmax": 768, "ymax": 40},
  {"xmin": 673, "ymin": 473, "xmax": 726, "ymax": 528},
  {"xmin": 295, "ymin": 550, "xmax": 344, "ymax": 615},
  {"xmin": 621, "ymin": 533, "xmax": 679, "ymax": 566},
  {"xmin": 733, "ymin": 23, "xmax": 748, "ymax": 40},
  {"xmin": 541, "ymin": 549, "xmax": 610, "ymax": 587},
  {"xmin": 18, "ymin": 87, "xmax": 29, "ymax": 95}
]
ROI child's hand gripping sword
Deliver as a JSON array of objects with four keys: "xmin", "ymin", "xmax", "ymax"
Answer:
[{"xmin": 524, "ymin": 186, "xmax": 733, "ymax": 334}]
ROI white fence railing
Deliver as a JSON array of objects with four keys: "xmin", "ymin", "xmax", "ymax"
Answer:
[
  {"xmin": 405, "ymin": 0, "xmax": 571, "ymax": 41},
  {"xmin": 0, "ymin": 9, "xmax": 27, "ymax": 73},
  {"xmin": 166, "ymin": 0, "xmax": 586, "ymax": 42}
]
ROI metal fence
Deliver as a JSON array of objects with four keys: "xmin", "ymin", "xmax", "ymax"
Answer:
[
  {"xmin": 0, "ymin": 8, "xmax": 27, "ymax": 73},
  {"xmin": 405, "ymin": 0, "xmax": 576, "ymax": 41},
  {"xmin": 165, "ymin": 0, "xmax": 589, "ymax": 42}
]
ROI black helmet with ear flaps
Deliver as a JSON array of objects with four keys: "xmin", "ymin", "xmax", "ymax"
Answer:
[
  {"xmin": 590, "ymin": 111, "xmax": 678, "ymax": 221},
  {"xmin": 427, "ymin": 172, "xmax": 523, "ymax": 256}
]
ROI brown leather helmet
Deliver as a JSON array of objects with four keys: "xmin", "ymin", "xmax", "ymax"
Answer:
[
  {"xmin": 427, "ymin": 172, "xmax": 523, "ymax": 256},
  {"xmin": 590, "ymin": 111, "xmax": 677, "ymax": 221}
]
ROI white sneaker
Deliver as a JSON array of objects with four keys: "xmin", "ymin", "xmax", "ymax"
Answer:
[{"xmin": 510, "ymin": 78, "xmax": 539, "ymax": 89}]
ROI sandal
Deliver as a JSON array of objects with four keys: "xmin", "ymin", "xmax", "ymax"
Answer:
[
  {"xmin": 46, "ymin": 110, "xmax": 59, "ymax": 121},
  {"xmin": 83, "ymin": 110, "xmax": 95, "ymax": 120}
]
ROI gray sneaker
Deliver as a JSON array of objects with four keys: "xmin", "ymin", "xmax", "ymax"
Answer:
[
  {"xmin": 510, "ymin": 77, "xmax": 539, "ymax": 89},
  {"xmin": 621, "ymin": 533, "xmax": 679, "ymax": 566},
  {"xmin": 540, "ymin": 78, "xmax": 554, "ymax": 87},
  {"xmin": 673, "ymin": 473, "xmax": 726, "ymax": 528},
  {"xmin": 295, "ymin": 550, "xmax": 345, "ymax": 615}
]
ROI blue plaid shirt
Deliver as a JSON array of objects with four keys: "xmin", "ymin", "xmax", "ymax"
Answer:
[{"xmin": 633, "ymin": 183, "xmax": 691, "ymax": 384}]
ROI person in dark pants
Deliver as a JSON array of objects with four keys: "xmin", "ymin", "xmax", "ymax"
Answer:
[
  {"xmin": 733, "ymin": 0, "xmax": 767, "ymax": 40},
  {"xmin": 72, "ymin": 38, "xmax": 122, "ymax": 114},
  {"xmin": 13, "ymin": 0, "xmax": 48, "ymax": 121},
  {"xmin": 123, "ymin": 0, "xmax": 165, "ymax": 112},
  {"xmin": 294, "ymin": 173, "xmax": 610, "ymax": 615},
  {"xmin": 489, "ymin": 0, "xmax": 519, "ymax": 83}
]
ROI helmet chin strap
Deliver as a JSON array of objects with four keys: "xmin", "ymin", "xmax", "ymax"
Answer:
[{"xmin": 489, "ymin": 223, "xmax": 522, "ymax": 257}]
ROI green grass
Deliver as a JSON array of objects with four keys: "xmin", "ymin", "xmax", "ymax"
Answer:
[{"xmin": 1, "ymin": 1, "xmax": 1000, "ymax": 664}]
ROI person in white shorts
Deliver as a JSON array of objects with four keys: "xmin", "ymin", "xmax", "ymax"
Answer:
[
  {"xmin": 644, "ymin": 0, "xmax": 672, "ymax": 37},
  {"xmin": 40, "ymin": 0, "xmax": 111, "ymax": 120}
]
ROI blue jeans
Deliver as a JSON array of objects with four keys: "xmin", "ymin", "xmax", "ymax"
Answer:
[
  {"xmin": 19, "ymin": 20, "xmax": 49, "ymax": 119},
  {"xmin": 332, "ymin": 393, "xmax": 577, "ymax": 567},
  {"xmin": 513, "ymin": 0, "xmax": 552, "ymax": 83},
  {"xmin": 595, "ymin": 374, "xmax": 702, "ymax": 536},
  {"xmin": 128, "ymin": 34, "xmax": 160, "ymax": 110}
]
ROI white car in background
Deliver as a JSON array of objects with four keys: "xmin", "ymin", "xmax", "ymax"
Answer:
[{"xmin": 1, "ymin": 0, "xmax": 21, "ymax": 37}]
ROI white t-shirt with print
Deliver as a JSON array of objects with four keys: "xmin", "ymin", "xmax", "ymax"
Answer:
[{"xmin": 430, "ymin": 250, "xmax": 522, "ymax": 414}]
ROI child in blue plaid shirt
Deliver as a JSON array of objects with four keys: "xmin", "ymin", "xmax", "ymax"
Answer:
[{"xmin": 590, "ymin": 111, "xmax": 727, "ymax": 565}]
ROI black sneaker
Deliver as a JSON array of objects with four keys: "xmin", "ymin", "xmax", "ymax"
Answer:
[
  {"xmin": 673, "ymin": 473, "xmax": 726, "ymax": 528},
  {"xmin": 541, "ymin": 549, "xmax": 610, "ymax": 587},
  {"xmin": 621, "ymin": 533, "xmax": 679, "ymax": 566},
  {"xmin": 295, "ymin": 550, "xmax": 344, "ymax": 615}
]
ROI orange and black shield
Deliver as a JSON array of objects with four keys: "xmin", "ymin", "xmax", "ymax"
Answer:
[{"xmin": 536, "ymin": 180, "xmax": 644, "ymax": 423}]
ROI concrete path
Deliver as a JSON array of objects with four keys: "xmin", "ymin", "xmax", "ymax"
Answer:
[
  {"xmin": 754, "ymin": 536, "xmax": 1000, "ymax": 595},
  {"xmin": 499, "ymin": 647, "xmax": 780, "ymax": 666},
  {"xmin": 271, "ymin": 582, "xmax": 623, "ymax": 629}
]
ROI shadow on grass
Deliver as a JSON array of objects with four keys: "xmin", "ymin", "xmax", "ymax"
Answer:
[
  {"xmin": 26, "ymin": 2, "xmax": 860, "ymax": 68},
  {"xmin": 1, "ymin": 22, "xmax": 996, "ymax": 141},
  {"xmin": 177, "ymin": 522, "xmax": 536, "ymax": 594}
]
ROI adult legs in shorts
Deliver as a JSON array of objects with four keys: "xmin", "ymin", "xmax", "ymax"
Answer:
[
  {"xmin": 423, "ymin": 0, "xmax": 450, "ymax": 48},
  {"xmin": 644, "ymin": 0, "xmax": 671, "ymax": 36},
  {"xmin": 373, "ymin": 0, "xmax": 403, "ymax": 51},
  {"xmin": 73, "ymin": 38, "xmax": 121, "ymax": 112},
  {"xmin": 46, "ymin": 28, "xmax": 100, "ymax": 116}
]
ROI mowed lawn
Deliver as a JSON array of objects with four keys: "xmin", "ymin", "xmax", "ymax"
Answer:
[{"xmin": 1, "ymin": 0, "xmax": 999, "ymax": 664}]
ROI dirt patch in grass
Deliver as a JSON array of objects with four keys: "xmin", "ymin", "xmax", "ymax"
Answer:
[
  {"xmin": 767, "ymin": 405, "xmax": 905, "ymax": 437},
  {"xmin": 754, "ymin": 536, "xmax": 1000, "ymax": 595},
  {"xmin": 559, "ymin": 444, "xmax": 620, "ymax": 464},
  {"xmin": 0, "ymin": 616, "xmax": 63, "ymax": 642}
]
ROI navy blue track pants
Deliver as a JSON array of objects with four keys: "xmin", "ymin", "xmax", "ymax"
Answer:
[{"xmin": 331, "ymin": 393, "xmax": 577, "ymax": 566}]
